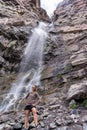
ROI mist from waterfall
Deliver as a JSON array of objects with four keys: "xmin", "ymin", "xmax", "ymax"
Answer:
[{"xmin": 0, "ymin": 22, "xmax": 48, "ymax": 112}]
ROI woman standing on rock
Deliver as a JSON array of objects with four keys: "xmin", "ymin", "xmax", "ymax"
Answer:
[{"xmin": 23, "ymin": 85, "xmax": 40, "ymax": 130}]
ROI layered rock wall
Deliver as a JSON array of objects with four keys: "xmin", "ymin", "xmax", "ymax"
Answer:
[
  {"xmin": 50, "ymin": 0, "xmax": 87, "ymax": 99},
  {"xmin": 35, "ymin": 0, "xmax": 87, "ymax": 98}
]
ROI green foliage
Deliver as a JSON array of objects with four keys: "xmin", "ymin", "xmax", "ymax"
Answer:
[
  {"xmin": 82, "ymin": 99, "xmax": 87, "ymax": 108},
  {"xmin": 70, "ymin": 103, "xmax": 77, "ymax": 109},
  {"xmin": 69, "ymin": 100, "xmax": 77, "ymax": 109}
]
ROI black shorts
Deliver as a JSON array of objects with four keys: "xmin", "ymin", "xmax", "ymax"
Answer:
[{"xmin": 24, "ymin": 105, "xmax": 35, "ymax": 111}]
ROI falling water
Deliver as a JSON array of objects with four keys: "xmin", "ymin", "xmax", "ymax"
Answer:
[{"xmin": 0, "ymin": 22, "xmax": 48, "ymax": 112}]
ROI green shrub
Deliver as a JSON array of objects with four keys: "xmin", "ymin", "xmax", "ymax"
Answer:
[
  {"xmin": 82, "ymin": 99, "xmax": 87, "ymax": 108},
  {"xmin": 70, "ymin": 103, "xmax": 77, "ymax": 109},
  {"xmin": 69, "ymin": 100, "xmax": 77, "ymax": 109}
]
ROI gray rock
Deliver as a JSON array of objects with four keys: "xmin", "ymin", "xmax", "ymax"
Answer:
[
  {"xmin": 42, "ymin": 111, "xmax": 49, "ymax": 117},
  {"xmin": 55, "ymin": 119, "xmax": 63, "ymax": 126},
  {"xmin": 70, "ymin": 109, "xmax": 81, "ymax": 115},
  {"xmin": 49, "ymin": 122, "xmax": 56, "ymax": 129},
  {"xmin": 69, "ymin": 100, "xmax": 76, "ymax": 106},
  {"xmin": 69, "ymin": 124, "xmax": 82, "ymax": 130},
  {"xmin": 70, "ymin": 52, "xmax": 87, "ymax": 66},
  {"xmin": 82, "ymin": 115, "xmax": 87, "ymax": 122},
  {"xmin": 49, "ymin": 104, "xmax": 60, "ymax": 110},
  {"xmin": 13, "ymin": 123, "xmax": 22, "ymax": 130},
  {"xmin": 40, "ymin": 122, "xmax": 45, "ymax": 128},
  {"xmin": 67, "ymin": 81, "xmax": 87, "ymax": 100},
  {"xmin": 0, "ymin": 56, "xmax": 5, "ymax": 67},
  {"xmin": 57, "ymin": 126, "xmax": 68, "ymax": 130},
  {"xmin": 83, "ymin": 123, "xmax": 87, "ymax": 130}
]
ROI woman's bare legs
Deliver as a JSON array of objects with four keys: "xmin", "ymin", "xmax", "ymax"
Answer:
[
  {"xmin": 24, "ymin": 110, "xmax": 30, "ymax": 128},
  {"xmin": 32, "ymin": 107, "xmax": 38, "ymax": 126}
]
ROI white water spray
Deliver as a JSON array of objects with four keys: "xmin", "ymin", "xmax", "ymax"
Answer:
[{"xmin": 0, "ymin": 22, "xmax": 48, "ymax": 112}]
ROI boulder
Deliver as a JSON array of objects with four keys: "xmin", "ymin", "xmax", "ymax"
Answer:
[
  {"xmin": 13, "ymin": 123, "xmax": 22, "ymax": 130},
  {"xmin": 49, "ymin": 122, "xmax": 56, "ymax": 129},
  {"xmin": 69, "ymin": 124, "xmax": 82, "ymax": 130},
  {"xmin": 67, "ymin": 81, "xmax": 87, "ymax": 100}
]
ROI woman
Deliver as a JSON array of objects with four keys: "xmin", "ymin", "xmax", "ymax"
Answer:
[{"xmin": 24, "ymin": 85, "xmax": 40, "ymax": 129}]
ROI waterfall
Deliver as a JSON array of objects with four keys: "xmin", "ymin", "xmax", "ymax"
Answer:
[{"xmin": 0, "ymin": 22, "xmax": 48, "ymax": 112}]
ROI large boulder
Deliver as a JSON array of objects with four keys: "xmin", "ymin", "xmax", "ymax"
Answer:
[{"xmin": 67, "ymin": 81, "xmax": 87, "ymax": 100}]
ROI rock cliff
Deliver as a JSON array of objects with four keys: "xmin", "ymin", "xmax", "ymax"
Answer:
[
  {"xmin": 1, "ymin": 0, "xmax": 87, "ymax": 130},
  {"xmin": 0, "ymin": 0, "xmax": 49, "ymax": 96},
  {"xmin": 45, "ymin": 0, "xmax": 87, "ymax": 99}
]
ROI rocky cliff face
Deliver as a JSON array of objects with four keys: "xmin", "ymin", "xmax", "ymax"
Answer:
[
  {"xmin": 0, "ymin": 0, "xmax": 49, "ymax": 95},
  {"xmin": 1, "ymin": 0, "xmax": 87, "ymax": 105},
  {"xmin": 1, "ymin": 0, "xmax": 87, "ymax": 130},
  {"xmin": 0, "ymin": 0, "xmax": 49, "ymax": 73},
  {"xmin": 44, "ymin": 0, "xmax": 87, "ymax": 99}
]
